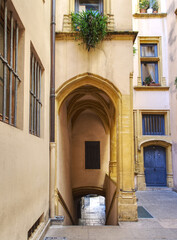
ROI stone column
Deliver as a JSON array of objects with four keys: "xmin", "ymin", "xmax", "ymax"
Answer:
[
  {"xmin": 167, "ymin": 145, "xmax": 173, "ymax": 188},
  {"xmin": 109, "ymin": 114, "xmax": 117, "ymax": 183},
  {"xmin": 117, "ymin": 76, "xmax": 138, "ymax": 221},
  {"xmin": 69, "ymin": 0, "xmax": 75, "ymax": 13}
]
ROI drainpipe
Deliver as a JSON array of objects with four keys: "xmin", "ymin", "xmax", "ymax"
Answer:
[
  {"xmin": 49, "ymin": 0, "xmax": 56, "ymax": 218},
  {"xmin": 50, "ymin": 0, "xmax": 55, "ymax": 142}
]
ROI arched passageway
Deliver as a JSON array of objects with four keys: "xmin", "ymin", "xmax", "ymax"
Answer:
[
  {"xmin": 51, "ymin": 73, "xmax": 137, "ymax": 224},
  {"xmin": 57, "ymin": 82, "xmax": 118, "ymax": 225}
]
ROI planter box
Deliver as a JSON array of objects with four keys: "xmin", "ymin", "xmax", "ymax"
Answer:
[{"xmin": 149, "ymin": 83, "xmax": 161, "ymax": 86}]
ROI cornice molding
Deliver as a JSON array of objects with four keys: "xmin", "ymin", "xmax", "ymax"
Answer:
[
  {"xmin": 56, "ymin": 31, "xmax": 138, "ymax": 43},
  {"xmin": 133, "ymin": 13, "xmax": 167, "ymax": 18},
  {"xmin": 134, "ymin": 86, "xmax": 170, "ymax": 91}
]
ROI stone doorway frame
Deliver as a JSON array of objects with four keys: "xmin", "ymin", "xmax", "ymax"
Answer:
[{"xmin": 136, "ymin": 140, "xmax": 173, "ymax": 190}]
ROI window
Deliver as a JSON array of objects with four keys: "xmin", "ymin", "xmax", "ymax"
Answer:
[
  {"xmin": 140, "ymin": 44, "xmax": 159, "ymax": 85},
  {"xmin": 142, "ymin": 114, "xmax": 165, "ymax": 135},
  {"xmin": 29, "ymin": 49, "xmax": 42, "ymax": 137},
  {"xmin": 75, "ymin": 0, "xmax": 103, "ymax": 13},
  {"xmin": 138, "ymin": 0, "xmax": 160, "ymax": 13},
  {"xmin": 0, "ymin": 0, "xmax": 21, "ymax": 126},
  {"xmin": 28, "ymin": 213, "xmax": 44, "ymax": 239},
  {"xmin": 85, "ymin": 141, "xmax": 100, "ymax": 169}
]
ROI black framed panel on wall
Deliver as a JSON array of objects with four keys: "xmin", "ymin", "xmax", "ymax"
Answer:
[{"xmin": 85, "ymin": 141, "xmax": 100, "ymax": 169}]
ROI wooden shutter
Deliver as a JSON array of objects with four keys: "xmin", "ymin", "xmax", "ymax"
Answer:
[{"xmin": 85, "ymin": 141, "xmax": 100, "ymax": 169}]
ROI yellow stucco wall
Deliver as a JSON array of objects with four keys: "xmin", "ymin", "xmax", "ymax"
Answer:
[
  {"xmin": 0, "ymin": 0, "xmax": 51, "ymax": 239},
  {"xmin": 71, "ymin": 110, "xmax": 110, "ymax": 189}
]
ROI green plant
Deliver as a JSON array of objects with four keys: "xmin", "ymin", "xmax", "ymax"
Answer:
[
  {"xmin": 139, "ymin": 0, "xmax": 149, "ymax": 9},
  {"xmin": 174, "ymin": 77, "xmax": 177, "ymax": 88},
  {"xmin": 133, "ymin": 46, "xmax": 137, "ymax": 55},
  {"xmin": 71, "ymin": 10, "xmax": 107, "ymax": 51},
  {"xmin": 152, "ymin": 0, "xmax": 159, "ymax": 11},
  {"xmin": 144, "ymin": 75, "xmax": 154, "ymax": 85}
]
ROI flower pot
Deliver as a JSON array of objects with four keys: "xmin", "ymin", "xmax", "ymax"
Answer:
[
  {"xmin": 147, "ymin": 8, "xmax": 153, "ymax": 13},
  {"xmin": 149, "ymin": 83, "xmax": 161, "ymax": 86},
  {"xmin": 140, "ymin": 8, "xmax": 147, "ymax": 13},
  {"xmin": 153, "ymin": 10, "xmax": 158, "ymax": 13}
]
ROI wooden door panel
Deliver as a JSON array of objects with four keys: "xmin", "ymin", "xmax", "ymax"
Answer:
[{"xmin": 144, "ymin": 146, "xmax": 166, "ymax": 186}]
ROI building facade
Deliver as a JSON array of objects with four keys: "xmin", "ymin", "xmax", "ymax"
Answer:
[
  {"xmin": 167, "ymin": 0, "xmax": 177, "ymax": 192},
  {"xmin": 132, "ymin": 0, "xmax": 174, "ymax": 190},
  {"xmin": 0, "ymin": 0, "xmax": 51, "ymax": 239},
  {"xmin": 52, "ymin": 0, "xmax": 137, "ymax": 225},
  {"xmin": 1, "ymin": 0, "xmax": 177, "ymax": 239}
]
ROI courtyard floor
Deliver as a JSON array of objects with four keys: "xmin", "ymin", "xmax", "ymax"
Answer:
[{"xmin": 43, "ymin": 189, "xmax": 177, "ymax": 240}]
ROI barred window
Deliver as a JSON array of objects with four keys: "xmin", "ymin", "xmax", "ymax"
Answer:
[
  {"xmin": 0, "ymin": 0, "xmax": 21, "ymax": 126},
  {"xmin": 142, "ymin": 114, "xmax": 165, "ymax": 135},
  {"xmin": 29, "ymin": 50, "xmax": 42, "ymax": 137}
]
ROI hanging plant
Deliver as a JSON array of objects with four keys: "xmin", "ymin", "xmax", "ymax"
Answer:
[{"xmin": 71, "ymin": 10, "xmax": 108, "ymax": 51}]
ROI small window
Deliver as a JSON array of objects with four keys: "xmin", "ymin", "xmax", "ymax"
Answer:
[
  {"xmin": 138, "ymin": 0, "xmax": 159, "ymax": 13},
  {"xmin": 142, "ymin": 114, "xmax": 165, "ymax": 135},
  {"xmin": 85, "ymin": 141, "xmax": 100, "ymax": 169},
  {"xmin": 0, "ymin": 0, "xmax": 21, "ymax": 126},
  {"xmin": 28, "ymin": 213, "xmax": 44, "ymax": 239},
  {"xmin": 75, "ymin": 0, "xmax": 103, "ymax": 13},
  {"xmin": 140, "ymin": 44, "xmax": 159, "ymax": 84},
  {"xmin": 29, "ymin": 49, "xmax": 42, "ymax": 137}
]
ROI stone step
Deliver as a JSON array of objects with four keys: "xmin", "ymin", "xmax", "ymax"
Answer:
[
  {"xmin": 79, "ymin": 218, "xmax": 105, "ymax": 226},
  {"xmin": 145, "ymin": 187, "xmax": 173, "ymax": 191}
]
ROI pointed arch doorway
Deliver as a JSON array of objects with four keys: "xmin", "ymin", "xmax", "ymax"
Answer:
[{"xmin": 51, "ymin": 73, "xmax": 137, "ymax": 224}]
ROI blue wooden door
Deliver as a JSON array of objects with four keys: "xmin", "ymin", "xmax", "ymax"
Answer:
[{"xmin": 144, "ymin": 146, "xmax": 166, "ymax": 186}]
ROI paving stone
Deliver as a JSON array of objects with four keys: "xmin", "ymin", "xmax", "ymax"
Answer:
[{"xmin": 43, "ymin": 190, "xmax": 177, "ymax": 240}]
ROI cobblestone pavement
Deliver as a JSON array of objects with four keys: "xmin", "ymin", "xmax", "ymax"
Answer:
[{"xmin": 43, "ymin": 189, "xmax": 177, "ymax": 240}]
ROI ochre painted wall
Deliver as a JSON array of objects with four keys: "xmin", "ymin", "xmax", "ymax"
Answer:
[
  {"xmin": 0, "ymin": 0, "xmax": 51, "ymax": 239},
  {"xmin": 55, "ymin": 40, "xmax": 133, "ymax": 94},
  {"xmin": 71, "ymin": 110, "xmax": 109, "ymax": 189},
  {"xmin": 57, "ymin": 103, "xmax": 75, "ymax": 224}
]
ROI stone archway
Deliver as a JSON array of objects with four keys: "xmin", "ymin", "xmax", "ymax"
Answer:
[{"xmin": 50, "ymin": 73, "xmax": 137, "ymax": 224}]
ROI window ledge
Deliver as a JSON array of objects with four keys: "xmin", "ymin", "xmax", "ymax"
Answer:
[
  {"xmin": 133, "ymin": 13, "xmax": 167, "ymax": 18},
  {"xmin": 134, "ymin": 86, "xmax": 170, "ymax": 91},
  {"xmin": 56, "ymin": 31, "xmax": 138, "ymax": 42}
]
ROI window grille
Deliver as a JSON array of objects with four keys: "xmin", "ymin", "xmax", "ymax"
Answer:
[
  {"xmin": 29, "ymin": 51, "xmax": 42, "ymax": 137},
  {"xmin": 28, "ymin": 213, "xmax": 44, "ymax": 239},
  {"xmin": 0, "ymin": 0, "xmax": 21, "ymax": 126},
  {"xmin": 142, "ymin": 114, "xmax": 165, "ymax": 135}
]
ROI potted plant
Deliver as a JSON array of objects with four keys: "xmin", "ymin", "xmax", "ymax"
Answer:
[
  {"xmin": 149, "ymin": 82, "xmax": 161, "ymax": 86},
  {"xmin": 71, "ymin": 10, "xmax": 107, "ymax": 51},
  {"xmin": 143, "ymin": 75, "xmax": 160, "ymax": 86},
  {"xmin": 143, "ymin": 75, "xmax": 153, "ymax": 86},
  {"xmin": 152, "ymin": 0, "xmax": 159, "ymax": 13},
  {"xmin": 139, "ymin": 0, "xmax": 149, "ymax": 13}
]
